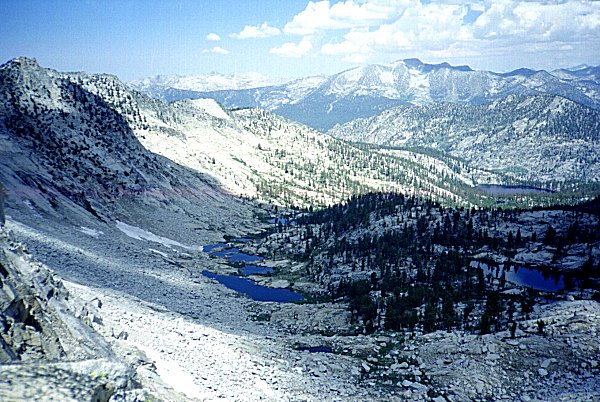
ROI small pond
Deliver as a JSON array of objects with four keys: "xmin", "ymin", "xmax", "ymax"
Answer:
[
  {"xmin": 268, "ymin": 218, "xmax": 298, "ymax": 226},
  {"xmin": 202, "ymin": 243, "xmax": 229, "ymax": 253},
  {"xmin": 472, "ymin": 261, "xmax": 580, "ymax": 292},
  {"xmin": 202, "ymin": 271, "xmax": 304, "ymax": 302},
  {"xmin": 240, "ymin": 265, "xmax": 274, "ymax": 276},
  {"xmin": 209, "ymin": 247, "xmax": 265, "ymax": 263},
  {"xmin": 295, "ymin": 346, "xmax": 334, "ymax": 354},
  {"xmin": 228, "ymin": 252, "xmax": 264, "ymax": 263}
]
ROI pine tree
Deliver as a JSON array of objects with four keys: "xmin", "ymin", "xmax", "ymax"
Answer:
[
  {"xmin": 537, "ymin": 319, "xmax": 545, "ymax": 335},
  {"xmin": 543, "ymin": 225, "xmax": 556, "ymax": 245},
  {"xmin": 479, "ymin": 312, "xmax": 491, "ymax": 334}
]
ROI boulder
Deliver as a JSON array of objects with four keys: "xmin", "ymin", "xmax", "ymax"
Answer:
[
  {"xmin": 540, "ymin": 358, "xmax": 556, "ymax": 369},
  {"xmin": 410, "ymin": 382, "xmax": 429, "ymax": 393}
]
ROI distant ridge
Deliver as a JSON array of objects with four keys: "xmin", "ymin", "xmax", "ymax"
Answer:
[
  {"xmin": 132, "ymin": 59, "xmax": 600, "ymax": 131},
  {"xmin": 328, "ymin": 94, "xmax": 600, "ymax": 185}
]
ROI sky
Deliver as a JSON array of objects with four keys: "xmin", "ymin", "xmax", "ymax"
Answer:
[{"xmin": 1, "ymin": 0, "xmax": 599, "ymax": 81}]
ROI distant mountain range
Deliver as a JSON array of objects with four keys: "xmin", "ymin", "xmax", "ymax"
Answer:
[
  {"xmin": 130, "ymin": 72, "xmax": 287, "ymax": 94},
  {"xmin": 130, "ymin": 59, "xmax": 600, "ymax": 131}
]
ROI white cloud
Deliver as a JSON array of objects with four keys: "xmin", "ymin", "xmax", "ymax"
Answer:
[
  {"xmin": 284, "ymin": 0, "xmax": 403, "ymax": 35},
  {"xmin": 206, "ymin": 33, "xmax": 221, "ymax": 41},
  {"xmin": 296, "ymin": 0, "xmax": 600, "ymax": 67},
  {"xmin": 473, "ymin": 1, "xmax": 600, "ymax": 41},
  {"xmin": 319, "ymin": 2, "xmax": 468, "ymax": 62},
  {"xmin": 202, "ymin": 46, "xmax": 229, "ymax": 55},
  {"xmin": 231, "ymin": 22, "xmax": 281, "ymax": 39},
  {"xmin": 270, "ymin": 37, "xmax": 313, "ymax": 58}
]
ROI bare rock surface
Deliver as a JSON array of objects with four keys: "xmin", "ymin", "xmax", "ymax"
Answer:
[
  {"xmin": 406, "ymin": 300, "xmax": 600, "ymax": 401},
  {"xmin": 0, "ymin": 228, "xmax": 147, "ymax": 401}
]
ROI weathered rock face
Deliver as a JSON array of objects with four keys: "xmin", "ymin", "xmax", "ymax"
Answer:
[
  {"xmin": 0, "ymin": 182, "xmax": 5, "ymax": 227},
  {"xmin": 0, "ymin": 229, "xmax": 112, "ymax": 362},
  {"xmin": 0, "ymin": 229, "xmax": 137, "ymax": 401}
]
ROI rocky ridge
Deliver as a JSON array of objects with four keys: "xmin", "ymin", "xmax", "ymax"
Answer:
[
  {"xmin": 133, "ymin": 58, "xmax": 600, "ymax": 131},
  {"xmin": 396, "ymin": 300, "xmax": 600, "ymax": 401},
  {"xmin": 0, "ymin": 227, "xmax": 144, "ymax": 401},
  {"xmin": 328, "ymin": 95, "xmax": 600, "ymax": 185}
]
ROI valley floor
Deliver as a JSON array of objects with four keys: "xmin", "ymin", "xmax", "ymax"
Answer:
[
  {"xmin": 3, "ymin": 213, "xmax": 600, "ymax": 401},
  {"xmin": 4, "ymin": 217, "xmax": 394, "ymax": 401}
]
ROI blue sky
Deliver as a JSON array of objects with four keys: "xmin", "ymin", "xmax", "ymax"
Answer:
[{"xmin": 1, "ymin": 0, "xmax": 599, "ymax": 81}]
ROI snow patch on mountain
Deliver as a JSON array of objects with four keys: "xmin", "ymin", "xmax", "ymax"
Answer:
[
  {"xmin": 116, "ymin": 221, "xmax": 202, "ymax": 251},
  {"xmin": 136, "ymin": 59, "xmax": 600, "ymax": 131},
  {"xmin": 78, "ymin": 227, "xmax": 104, "ymax": 238}
]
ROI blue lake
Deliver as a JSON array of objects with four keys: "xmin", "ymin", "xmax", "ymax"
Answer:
[
  {"xmin": 296, "ymin": 346, "xmax": 334, "ymax": 353},
  {"xmin": 203, "ymin": 243, "xmax": 228, "ymax": 253},
  {"xmin": 268, "ymin": 218, "xmax": 298, "ymax": 226},
  {"xmin": 202, "ymin": 271, "xmax": 304, "ymax": 302},
  {"xmin": 472, "ymin": 261, "xmax": 578, "ymax": 292},
  {"xmin": 211, "ymin": 247, "xmax": 240, "ymax": 257},
  {"xmin": 210, "ymin": 247, "xmax": 264, "ymax": 263},
  {"xmin": 228, "ymin": 252, "xmax": 264, "ymax": 263},
  {"xmin": 240, "ymin": 265, "xmax": 274, "ymax": 276}
]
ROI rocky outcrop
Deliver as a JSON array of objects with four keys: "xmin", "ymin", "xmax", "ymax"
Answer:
[
  {"xmin": 399, "ymin": 300, "xmax": 600, "ymax": 401},
  {"xmin": 0, "ymin": 230, "xmax": 110, "ymax": 361},
  {"xmin": 0, "ymin": 182, "xmax": 5, "ymax": 227},
  {"xmin": 0, "ymin": 229, "xmax": 139, "ymax": 401}
]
